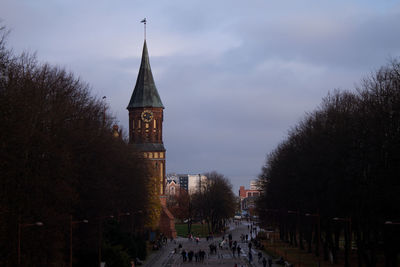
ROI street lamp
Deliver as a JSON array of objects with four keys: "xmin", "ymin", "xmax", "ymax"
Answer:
[
  {"xmin": 332, "ymin": 217, "xmax": 351, "ymax": 267},
  {"xmin": 305, "ymin": 213, "xmax": 320, "ymax": 258},
  {"xmin": 18, "ymin": 221, "xmax": 43, "ymax": 266},
  {"xmin": 70, "ymin": 216, "xmax": 88, "ymax": 267},
  {"xmin": 288, "ymin": 210, "xmax": 302, "ymax": 265},
  {"xmin": 97, "ymin": 215, "xmax": 114, "ymax": 267}
]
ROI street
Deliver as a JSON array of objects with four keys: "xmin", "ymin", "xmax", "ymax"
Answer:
[{"xmin": 143, "ymin": 221, "xmax": 283, "ymax": 267}]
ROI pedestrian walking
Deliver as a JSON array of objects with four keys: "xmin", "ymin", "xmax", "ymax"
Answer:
[
  {"xmin": 268, "ymin": 257, "xmax": 273, "ymax": 267},
  {"xmin": 262, "ymin": 257, "xmax": 267, "ymax": 267},
  {"xmin": 258, "ymin": 251, "xmax": 262, "ymax": 263},
  {"xmin": 248, "ymin": 251, "xmax": 253, "ymax": 263},
  {"xmin": 231, "ymin": 245, "xmax": 236, "ymax": 257},
  {"xmin": 200, "ymin": 250, "xmax": 205, "ymax": 262},
  {"xmin": 181, "ymin": 249, "xmax": 187, "ymax": 262},
  {"xmin": 237, "ymin": 245, "xmax": 241, "ymax": 257}
]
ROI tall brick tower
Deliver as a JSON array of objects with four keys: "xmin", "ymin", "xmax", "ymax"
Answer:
[{"xmin": 127, "ymin": 40, "xmax": 176, "ymax": 237}]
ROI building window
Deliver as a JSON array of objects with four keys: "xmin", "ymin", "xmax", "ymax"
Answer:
[
  {"xmin": 160, "ymin": 163, "xmax": 164, "ymax": 193},
  {"xmin": 160, "ymin": 152, "xmax": 164, "ymax": 158},
  {"xmin": 132, "ymin": 120, "xmax": 135, "ymax": 129},
  {"xmin": 145, "ymin": 123, "xmax": 149, "ymax": 128},
  {"xmin": 138, "ymin": 120, "xmax": 141, "ymax": 128},
  {"xmin": 154, "ymin": 119, "xmax": 156, "ymax": 128},
  {"xmin": 148, "ymin": 153, "xmax": 153, "ymax": 158},
  {"xmin": 143, "ymin": 152, "xmax": 147, "ymax": 158},
  {"xmin": 171, "ymin": 186, "xmax": 175, "ymax": 195}
]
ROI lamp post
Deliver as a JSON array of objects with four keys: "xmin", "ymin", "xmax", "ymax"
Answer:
[
  {"xmin": 70, "ymin": 216, "xmax": 88, "ymax": 267},
  {"xmin": 384, "ymin": 221, "xmax": 400, "ymax": 266},
  {"xmin": 305, "ymin": 213, "xmax": 320, "ymax": 263},
  {"xmin": 288, "ymin": 210, "xmax": 301, "ymax": 266},
  {"xmin": 264, "ymin": 209, "xmax": 279, "ymax": 254},
  {"xmin": 18, "ymin": 221, "xmax": 43, "ymax": 266},
  {"xmin": 97, "ymin": 215, "xmax": 114, "ymax": 267},
  {"xmin": 333, "ymin": 217, "xmax": 351, "ymax": 267},
  {"xmin": 287, "ymin": 210, "xmax": 298, "ymax": 244}
]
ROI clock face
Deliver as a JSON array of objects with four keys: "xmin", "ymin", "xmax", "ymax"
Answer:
[{"xmin": 141, "ymin": 110, "xmax": 153, "ymax": 122}]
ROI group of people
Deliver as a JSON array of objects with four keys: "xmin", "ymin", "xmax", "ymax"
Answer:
[
  {"xmin": 208, "ymin": 243, "xmax": 218, "ymax": 254},
  {"xmin": 219, "ymin": 233, "xmax": 243, "ymax": 258},
  {"xmin": 180, "ymin": 249, "xmax": 206, "ymax": 263},
  {"xmin": 170, "ymin": 221, "xmax": 279, "ymax": 267},
  {"xmin": 239, "ymin": 233, "xmax": 249, "ymax": 243}
]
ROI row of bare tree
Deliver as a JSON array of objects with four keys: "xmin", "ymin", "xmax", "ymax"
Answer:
[
  {"xmin": 257, "ymin": 60, "xmax": 400, "ymax": 267},
  {"xmin": 0, "ymin": 26, "xmax": 149, "ymax": 266}
]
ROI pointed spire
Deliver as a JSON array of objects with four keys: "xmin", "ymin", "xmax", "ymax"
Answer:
[{"xmin": 127, "ymin": 40, "xmax": 164, "ymax": 109}]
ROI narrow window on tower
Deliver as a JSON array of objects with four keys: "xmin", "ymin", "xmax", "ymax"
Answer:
[
  {"xmin": 145, "ymin": 123, "xmax": 149, "ymax": 128},
  {"xmin": 154, "ymin": 152, "xmax": 158, "ymax": 158},
  {"xmin": 132, "ymin": 120, "xmax": 135, "ymax": 129},
  {"xmin": 153, "ymin": 119, "xmax": 156, "ymax": 128},
  {"xmin": 138, "ymin": 120, "xmax": 141, "ymax": 128},
  {"xmin": 160, "ymin": 163, "xmax": 164, "ymax": 193}
]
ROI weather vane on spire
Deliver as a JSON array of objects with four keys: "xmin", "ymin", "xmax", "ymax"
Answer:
[{"xmin": 141, "ymin": 18, "xmax": 147, "ymax": 40}]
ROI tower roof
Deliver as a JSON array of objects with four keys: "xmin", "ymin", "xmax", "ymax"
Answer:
[{"xmin": 127, "ymin": 40, "xmax": 164, "ymax": 109}]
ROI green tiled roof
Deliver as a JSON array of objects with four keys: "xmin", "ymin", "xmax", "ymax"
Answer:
[{"xmin": 127, "ymin": 41, "xmax": 164, "ymax": 109}]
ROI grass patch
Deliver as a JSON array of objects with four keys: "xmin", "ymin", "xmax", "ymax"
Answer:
[{"xmin": 175, "ymin": 223, "xmax": 209, "ymax": 238}]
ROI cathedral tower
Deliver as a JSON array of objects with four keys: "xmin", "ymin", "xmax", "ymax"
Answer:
[
  {"xmin": 127, "ymin": 40, "xmax": 176, "ymax": 237},
  {"xmin": 127, "ymin": 40, "xmax": 166, "ymax": 196}
]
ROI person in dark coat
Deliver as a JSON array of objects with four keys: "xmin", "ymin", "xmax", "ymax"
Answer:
[
  {"xmin": 188, "ymin": 250, "xmax": 194, "ymax": 262},
  {"xmin": 181, "ymin": 250, "xmax": 187, "ymax": 262},
  {"xmin": 258, "ymin": 252, "xmax": 262, "ymax": 262},
  {"xmin": 231, "ymin": 245, "xmax": 236, "ymax": 257},
  {"xmin": 268, "ymin": 257, "xmax": 273, "ymax": 267},
  {"xmin": 262, "ymin": 257, "xmax": 267, "ymax": 267}
]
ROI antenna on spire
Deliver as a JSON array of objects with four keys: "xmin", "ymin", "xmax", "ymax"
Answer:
[{"xmin": 140, "ymin": 18, "xmax": 147, "ymax": 40}]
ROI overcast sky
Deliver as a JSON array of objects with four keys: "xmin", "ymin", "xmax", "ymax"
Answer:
[{"xmin": 2, "ymin": 0, "xmax": 400, "ymax": 193}]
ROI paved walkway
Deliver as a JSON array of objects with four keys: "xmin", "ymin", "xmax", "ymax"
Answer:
[{"xmin": 143, "ymin": 221, "xmax": 283, "ymax": 267}]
